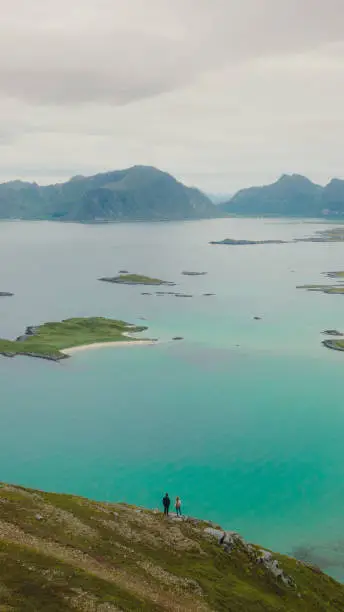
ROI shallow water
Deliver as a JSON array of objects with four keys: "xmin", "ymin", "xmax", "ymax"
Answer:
[{"xmin": 1, "ymin": 218, "xmax": 344, "ymax": 579}]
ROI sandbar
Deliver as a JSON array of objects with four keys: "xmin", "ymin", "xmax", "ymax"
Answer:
[{"xmin": 62, "ymin": 339, "xmax": 157, "ymax": 355}]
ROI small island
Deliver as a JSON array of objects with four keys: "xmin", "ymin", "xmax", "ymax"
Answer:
[
  {"xmin": 297, "ymin": 284, "xmax": 344, "ymax": 295},
  {"xmin": 99, "ymin": 273, "xmax": 175, "ymax": 286},
  {"xmin": 322, "ymin": 329, "xmax": 343, "ymax": 336},
  {"xmin": 297, "ymin": 269, "xmax": 344, "ymax": 295},
  {"xmin": 322, "ymin": 339, "xmax": 344, "ymax": 352},
  {"xmin": 181, "ymin": 271, "xmax": 207, "ymax": 276},
  {"xmin": 0, "ymin": 317, "xmax": 150, "ymax": 361},
  {"xmin": 296, "ymin": 227, "xmax": 344, "ymax": 243},
  {"xmin": 155, "ymin": 291, "xmax": 193, "ymax": 298},
  {"xmin": 0, "ymin": 292, "xmax": 13, "ymax": 297},
  {"xmin": 325, "ymin": 271, "xmax": 344, "ymax": 279},
  {"xmin": 210, "ymin": 238, "xmax": 286, "ymax": 246}
]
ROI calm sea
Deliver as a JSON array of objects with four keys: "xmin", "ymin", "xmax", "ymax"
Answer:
[{"xmin": 1, "ymin": 218, "xmax": 344, "ymax": 579}]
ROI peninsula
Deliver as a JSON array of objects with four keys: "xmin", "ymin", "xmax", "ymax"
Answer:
[
  {"xmin": 0, "ymin": 482, "xmax": 343, "ymax": 611},
  {"xmin": 99, "ymin": 273, "xmax": 176, "ymax": 286},
  {"xmin": 0, "ymin": 317, "xmax": 150, "ymax": 361},
  {"xmin": 210, "ymin": 238, "xmax": 287, "ymax": 246}
]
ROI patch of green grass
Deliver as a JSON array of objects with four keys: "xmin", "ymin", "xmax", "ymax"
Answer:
[
  {"xmin": 326, "ymin": 271, "xmax": 344, "ymax": 278},
  {"xmin": 1, "ymin": 484, "xmax": 344, "ymax": 610},
  {"xmin": 297, "ymin": 284, "xmax": 344, "ymax": 294},
  {"xmin": 0, "ymin": 317, "xmax": 147, "ymax": 360},
  {"xmin": 0, "ymin": 541, "xmax": 159, "ymax": 611},
  {"xmin": 99, "ymin": 273, "xmax": 175, "ymax": 285},
  {"xmin": 323, "ymin": 339, "xmax": 344, "ymax": 351}
]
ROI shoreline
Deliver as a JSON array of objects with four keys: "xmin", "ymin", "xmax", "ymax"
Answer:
[{"xmin": 62, "ymin": 339, "xmax": 157, "ymax": 355}]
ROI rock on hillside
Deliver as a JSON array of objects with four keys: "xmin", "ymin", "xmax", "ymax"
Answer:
[
  {"xmin": 0, "ymin": 483, "xmax": 343, "ymax": 610},
  {"xmin": 0, "ymin": 166, "xmax": 216, "ymax": 222}
]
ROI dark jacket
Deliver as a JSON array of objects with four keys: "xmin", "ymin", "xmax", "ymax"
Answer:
[{"xmin": 162, "ymin": 495, "xmax": 170, "ymax": 508}]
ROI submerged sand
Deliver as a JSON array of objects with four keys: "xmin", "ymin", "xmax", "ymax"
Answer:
[{"xmin": 62, "ymin": 339, "xmax": 157, "ymax": 355}]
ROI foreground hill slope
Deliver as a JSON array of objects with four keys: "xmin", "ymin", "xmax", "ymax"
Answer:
[
  {"xmin": 220, "ymin": 174, "xmax": 344, "ymax": 217},
  {"xmin": 0, "ymin": 166, "xmax": 215, "ymax": 222},
  {"xmin": 0, "ymin": 483, "xmax": 343, "ymax": 611}
]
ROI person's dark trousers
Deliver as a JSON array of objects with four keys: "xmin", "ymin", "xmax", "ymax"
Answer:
[
  {"xmin": 164, "ymin": 507, "xmax": 169, "ymax": 515},
  {"xmin": 176, "ymin": 507, "xmax": 182, "ymax": 516}
]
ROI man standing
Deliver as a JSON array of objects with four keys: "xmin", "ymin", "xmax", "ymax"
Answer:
[{"xmin": 162, "ymin": 493, "xmax": 171, "ymax": 516}]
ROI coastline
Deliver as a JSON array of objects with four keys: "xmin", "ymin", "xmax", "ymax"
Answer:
[{"xmin": 62, "ymin": 339, "xmax": 157, "ymax": 355}]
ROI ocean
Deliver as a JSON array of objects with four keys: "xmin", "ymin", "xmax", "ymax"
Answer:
[{"xmin": 1, "ymin": 217, "xmax": 344, "ymax": 579}]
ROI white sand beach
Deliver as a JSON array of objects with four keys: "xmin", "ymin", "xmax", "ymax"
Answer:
[{"xmin": 62, "ymin": 340, "xmax": 157, "ymax": 355}]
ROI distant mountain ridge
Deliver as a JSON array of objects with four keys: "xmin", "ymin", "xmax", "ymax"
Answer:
[
  {"xmin": 0, "ymin": 165, "xmax": 215, "ymax": 222},
  {"xmin": 3, "ymin": 168, "xmax": 344, "ymax": 221},
  {"xmin": 220, "ymin": 174, "xmax": 344, "ymax": 217}
]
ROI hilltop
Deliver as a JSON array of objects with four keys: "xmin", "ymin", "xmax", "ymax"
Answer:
[
  {"xmin": 220, "ymin": 174, "xmax": 344, "ymax": 217},
  {"xmin": 0, "ymin": 166, "xmax": 215, "ymax": 222},
  {"xmin": 0, "ymin": 483, "xmax": 343, "ymax": 610}
]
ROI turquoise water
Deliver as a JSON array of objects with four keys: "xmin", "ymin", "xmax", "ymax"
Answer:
[{"xmin": 1, "ymin": 218, "xmax": 344, "ymax": 579}]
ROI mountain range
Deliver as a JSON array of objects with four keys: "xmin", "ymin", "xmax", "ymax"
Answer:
[
  {"xmin": 0, "ymin": 166, "xmax": 215, "ymax": 222},
  {"xmin": 220, "ymin": 174, "xmax": 344, "ymax": 217},
  {"xmin": 3, "ymin": 168, "xmax": 344, "ymax": 221}
]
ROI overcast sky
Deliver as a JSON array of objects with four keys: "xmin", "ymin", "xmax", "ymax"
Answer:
[{"xmin": 1, "ymin": 0, "xmax": 344, "ymax": 192}]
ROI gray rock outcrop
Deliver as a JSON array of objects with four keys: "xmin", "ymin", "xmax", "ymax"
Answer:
[{"xmin": 204, "ymin": 528, "xmax": 295, "ymax": 588}]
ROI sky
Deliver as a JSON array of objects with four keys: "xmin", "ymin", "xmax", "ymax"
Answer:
[{"xmin": 1, "ymin": 0, "xmax": 344, "ymax": 193}]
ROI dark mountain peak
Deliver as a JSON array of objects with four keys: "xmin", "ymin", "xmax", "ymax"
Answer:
[
  {"xmin": 276, "ymin": 173, "xmax": 316, "ymax": 186},
  {"xmin": 273, "ymin": 174, "xmax": 321, "ymax": 196},
  {"xmin": 68, "ymin": 174, "xmax": 86, "ymax": 182},
  {"xmin": 323, "ymin": 178, "xmax": 344, "ymax": 203},
  {"xmin": 326, "ymin": 177, "xmax": 344, "ymax": 188},
  {"xmin": 220, "ymin": 173, "xmax": 324, "ymax": 216},
  {"xmin": 3, "ymin": 179, "xmax": 35, "ymax": 191},
  {"xmin": 0, "ymin": 166, "xmax": 215, "ymax": 221}
]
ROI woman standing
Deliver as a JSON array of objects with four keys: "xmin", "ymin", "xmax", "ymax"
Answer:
[{"xmin": 175, "ymin": 496, "xmax": 182, "ymax": 517}]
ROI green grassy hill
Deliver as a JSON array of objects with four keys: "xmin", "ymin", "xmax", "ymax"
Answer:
[{"xmin": 0, "ymin": 483, "xmax": 343, "ymax": 611}]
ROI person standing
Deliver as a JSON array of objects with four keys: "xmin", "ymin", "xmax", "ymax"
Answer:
[
  {"xmin": 175, "ymin": 496, "xmax": 182, "ymax": 517},
  {"xmin": 162, "ymin": 493, "xmax": 171, "ymax": 516}
]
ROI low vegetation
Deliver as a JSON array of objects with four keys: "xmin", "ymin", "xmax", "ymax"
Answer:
[
  {"xmin": 0, "ymin": 317, "xmax": 147, "ymax": 361},
  {"xmin": 210, "ymin": 238, "xmax": 286, "ymax": 245},
  {"xmin": 297, "ymin": 284, "xmax": 344, "ymax": 294},
  {"xmin": 323, "ymin": 339, "xmax": 344, "ymax": 352},
  {"xmin": 326, "ymin": 270, "xmax": 344, "ymax": 278},
  {"xmin": 99, "ymin": 274, "xmax": 175, "ymax": 286},
  {"xmin": 0, "ymin": 483, "xmax": 343, "ymax": 610}
]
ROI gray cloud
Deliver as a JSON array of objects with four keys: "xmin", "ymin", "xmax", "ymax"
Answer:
[
  {"xmin": 0, "ymin": 0, "xmax": 344, "ymax": 105},
  {"xmin": 1, "ymin": 0, "xmax": 344, "ymax": 190}
]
